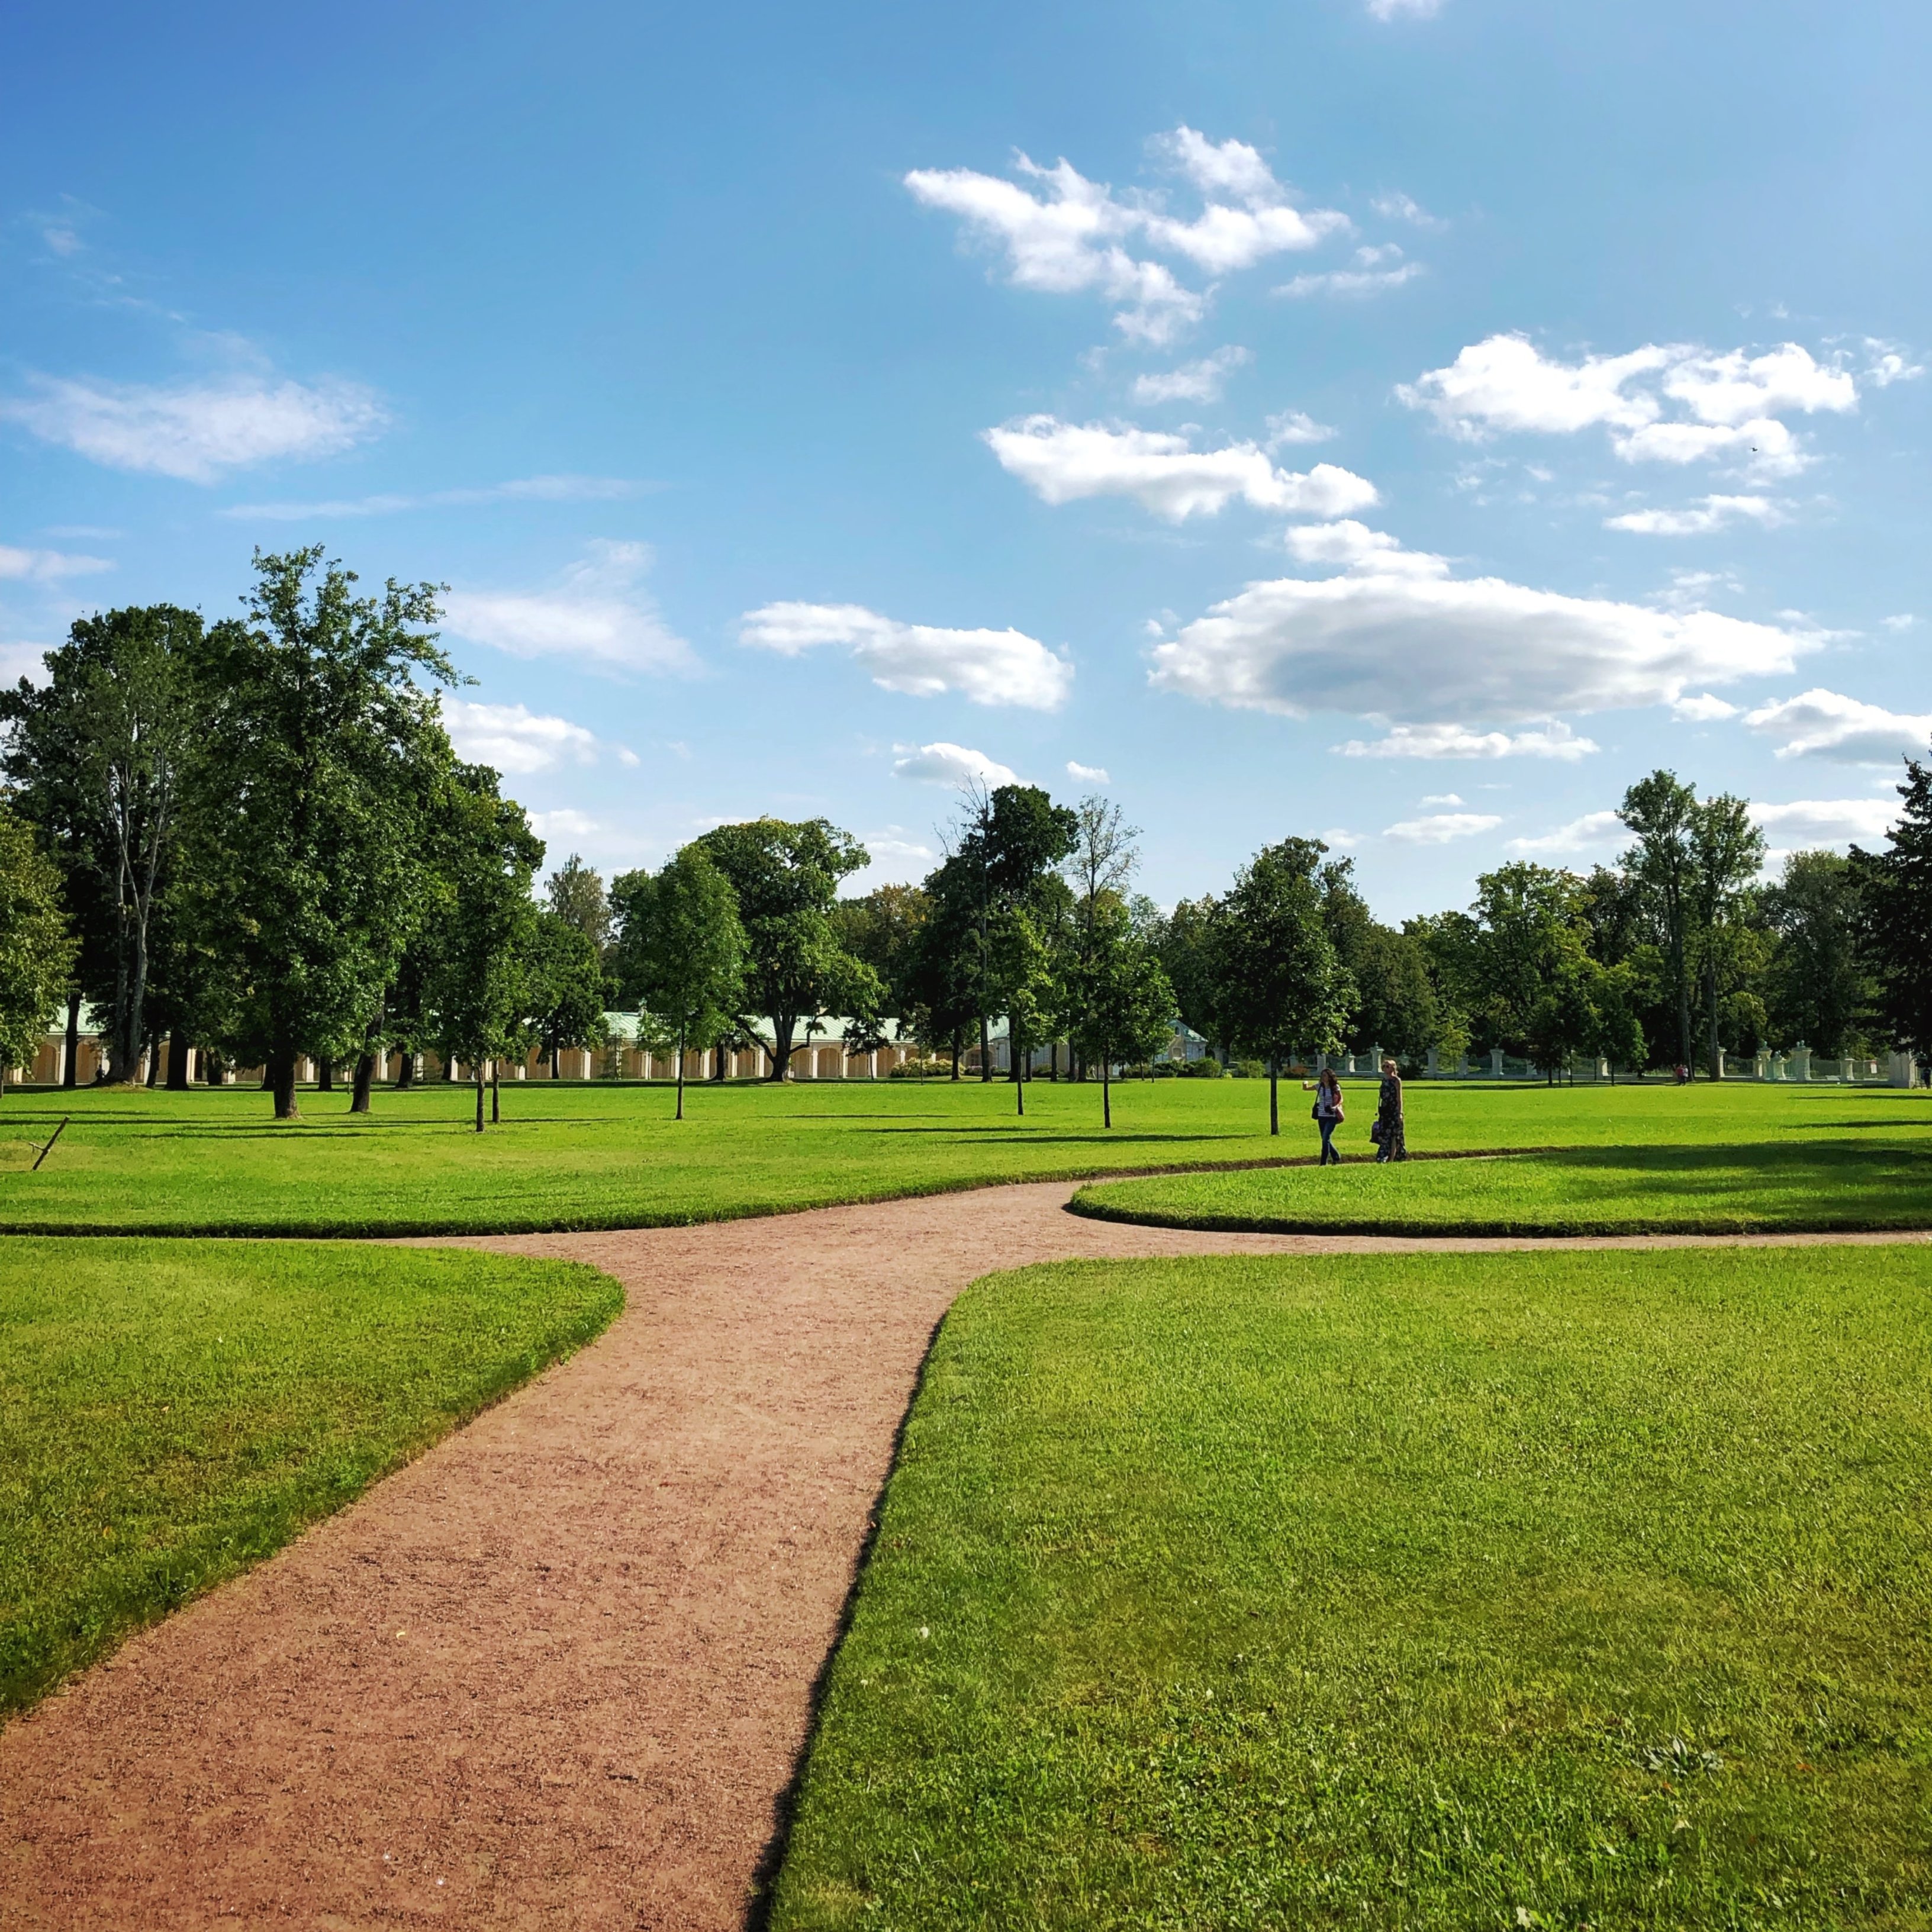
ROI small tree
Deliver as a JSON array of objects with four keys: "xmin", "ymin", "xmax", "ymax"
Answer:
[
  {"xmin": 528, "ymin": 907, "xmax": 608, "ymax": 1077},
  {"xmin": 633, "ymin": 846, "xmax": 745, "ymax": 1120},
  {"xmin": 1852, "ymin": 756, "xmax": 1932, "ymax": 1060},
  {"xmin": 0, "ymin": 804, "xmax": 76, "ymax": 1089},
  {"xmin": 1067, "ymin": 901, "xmax": 1178, "ymax": 1127},
  {"xmin": 984, "ymin": 903, "xmax": 1057, "ymax": 1116},
  {"xmin": 1212, "ymin": 839, "xmax": 1356, "ymax": 1135}
]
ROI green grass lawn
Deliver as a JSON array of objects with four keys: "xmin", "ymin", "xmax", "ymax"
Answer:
[
  {"xmin": 1, "ymin": 1076, "xmax": 1925, "ymax": 1236},
  {"xmin": 0, "ymin": 1238, "xmax": 620, "ymax": 1715},
  {"xmin": 1073, "ymin": 1134, "xmax": 1932, "ymax": 1237},
  {"xmin": 769, "ymin": 1249, "xmax": 1932, "ymax": 1930}
]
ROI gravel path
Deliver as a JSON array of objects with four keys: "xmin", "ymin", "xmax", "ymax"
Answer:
[{"xmin": 3, "ymin": 1181, "xmax": 1925, "ymax": 1930}]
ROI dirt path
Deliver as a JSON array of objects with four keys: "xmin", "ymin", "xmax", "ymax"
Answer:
[{"xmin": 4, "ymin": 1182, "xmax": 1927, "ymax": 1931}]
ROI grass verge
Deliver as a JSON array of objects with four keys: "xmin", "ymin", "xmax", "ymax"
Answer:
[
  {"xmin": 770, "ymin": 1249, "xmax": 1932, "ymax": 1929},
  {"xmin": 0, "ymin": 1238, "xmax": 621, "ymax": 1715},
  {"xmin": 1072, "ymin": 1137, "xmax": 1932, "ymax": 1237}
]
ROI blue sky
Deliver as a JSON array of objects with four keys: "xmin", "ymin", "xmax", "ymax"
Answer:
[{"xmin": 4, "ymin": 0, "xmax": 1928, "ymax": 916}]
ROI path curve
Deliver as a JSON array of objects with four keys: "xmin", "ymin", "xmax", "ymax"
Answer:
[{"xmin": 4, "ymin": 1180, "xmax": 1927, "ymax": 1930}]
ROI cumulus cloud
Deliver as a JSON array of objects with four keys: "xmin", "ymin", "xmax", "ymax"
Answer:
[
  {"xmin": 1131, "ymin": 347, "xmax": 1251, "ymax": 404},
  {"xmin": 1399, "ymin": 334, "xmax": 1859, "ymax": 479},
  {"xmin": 905, "ymin": 129, "xmax": 1348, "ymax": 342},
  {"xmin": 986, "ymin": 416, "xmax": 1377, "ymax": 522},
  {"xmin": 440, "ymin": 698, "xmax": 611, "ymax": 776},
  {"xmin": 852, "ymin": 828, "xmax": 938, "ymax": 886},
  {"xmin": 1507, "ymin": 810, "xmax": 1625, "ymax": 855},
  {"xmin": 223, "ymin": 475, "xmax": 646, "ymax": 520},
  {"xmin": 1285, "ymin": 519, "xmax": 1448, "ymax": 577},
  {"xmin": 1335, "ymin": 721, "xmax": 1598, "ymax": 761},
  {"xmin": 1606, "ymin": 494, "xmax": 1783, "ymax": 536},
  {"xmin": 893, "ymin": 742, "xmax": 1020, "ymax": 787},
  {"xmin": 0, "ymin": 543, "xmax": 112, "ymax": 582},
  {"xmin": 1751, "ymin": 797, "xmax": 1898, "ymax": 852},
  {"xmin": 0, "ymin": 372, "xmax": 385, "ymax": 482},
  {"xmin": 1151, "ymin": 564, "xmax": 1811, "ymax": 724},
  {"xmin": 442, "ymin": 542, "xmax": 696, "ymax": 677},
  {"xmin": 1266, "ymin": 409, "xmax": 1336, "ymax": 447},
  {"xmin": 1882, "ymin": 613, "xmax": 1916, "ymax": 632},
  {"xmin": 1067, "ymin": 760, "xmax": 1111, "ymax": 783},
  {"xmin": 739, "ymin": 601, "xmax": 1071, "ymax": 710},
  {"xmin": 527, "ymin": 808, "xmax": 605, "ymax": 844},
  {"xmin": 1371, "ymin": 191, "xmax": 1444, "ymax": 227},
  {"xmin": 1384, "ymin": 812, "xmax": 1500, "ymax": 845},
  {"xmin": 1671, "ymin": 692, "xmax": 1740, "ymax": 722},
  {"xmin": 1743, "ymin": 688, "xmax": 1932, "ymax": 763},
  {"xmin": 1368, "ymin": 0, "xmax": 1443, "ymax": 17}
]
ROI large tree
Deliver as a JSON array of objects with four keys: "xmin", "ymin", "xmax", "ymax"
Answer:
[
  {"xmin": 630, "ymin": 846, "xmax": 746, "ymax": 1119},
  {"xmin": 693, "ymin": 817, "xmax": 878, "ymax": 1078},
  {"xmin": 0, "ymin": 803, "xmax": 76, "ymax": 1089},
  {"xmin": 1851, "ymin": 760, "xmax": 1932, "ymax": 1059},
  {"xmin": 1688, "ymin": 791, "xmax": 1767, "ymax": 1076},
  {"xmin": 1618, "ymin": 770, "xmax": 1699, "ymax": 1070},
  {"xmin": 183, "ymin": 549, "xmax": 454, "ymax": 1119},
  {"xmin": 0, "ymin": 605, "xmax": 201, "ymax": 1083},
  {"xmin": 1764, "ymin": 849, "xmax": 1870, "ymax": 1055},
  {"xmin": 1212, "ymin": 838, "xmax": 1355, "ymax": 1136}
]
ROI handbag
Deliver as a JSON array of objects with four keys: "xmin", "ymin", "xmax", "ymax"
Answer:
[{"xmin": 1369, "ymin": 1119, "xmax": 1385, "ymax": 1145}]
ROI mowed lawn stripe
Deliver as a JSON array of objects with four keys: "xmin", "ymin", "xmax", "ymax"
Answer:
[
  {"xmin": 0, "ymin": 1238, "xmax": 620, "ymax": 1714},
  {"xmin": 772, "ymin": 1248, "xmax": 1932, "ymax": 1930}
]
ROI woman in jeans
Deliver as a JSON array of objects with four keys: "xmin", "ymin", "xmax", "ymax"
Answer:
[
  {"xmin": 1373, "ymin": 1057, "xmax": 1406, "ymax": 1163},
  {"xmin": 1305, "ymin": 1066, "xmax": 1344, "ymax": 1164}
]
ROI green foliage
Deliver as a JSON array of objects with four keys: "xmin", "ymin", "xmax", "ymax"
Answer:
[
  {"xmin": 527, "ymin": 904, "xmax": 609, "ymax": 1072},
  {"xmin": 628, "ymin": 845, "xmax": 746, "ymax": 1115},
  {"xmin": 0, "ymin": 805, "xmax": 76, "ymax": 1077},
  {"xmin": 183, "ymin": 549, "xmax": 455, "ymax": 1116},
  {"xmin": 1760, "ymin": 854, "xmax": 1870, "ymax": 1057},
  {"xmin": 694, "ymin": 817, "xmax": 878, "ymax": 1077},
  {"xmin": 544, "ymin": 852, "xmax": 611, "ymax": 954},
  {"xmin": 771, "ymin": 1247, "xmax": 1932, "ymax": 1929},
  {"xmin": 0, "ymin": 1237, "xmax": 620, "ymax": 1714},
  {"xmin": 1065, "ymin": 899, "xmax": 1178, "ymax": 1123}
]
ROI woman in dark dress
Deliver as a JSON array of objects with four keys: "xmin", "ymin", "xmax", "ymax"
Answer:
[{"xmin": 1373, "ymin": 1057, "xmax": 1406, "ymax": 1163}]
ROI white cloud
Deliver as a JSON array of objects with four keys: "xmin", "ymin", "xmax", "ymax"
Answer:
[
  {"xmin": 852, "ymin": 829, "xmax": 938, "ymax": 886},
  {"xmin": 1370, "ymin": 191, "xmax": 1443, "ymax": 228},
  {"xmin": 1067, "ymin": 760, "xmax": 1111, "ymax": 783},
  {"xmin": 528, "ymin": 808, "xmax": 604, "ymax": 843},
  {"xmin": 986, "ymin": 416, "xmax": 1377, "ymax": 522},
  {"xmin": 1606, "ymin": 494, "xmax": 1783, "ymax": 536},
  {"xmin": 1420, "ymin": 792, "xmax": 1464, "ymax": 806},
  {"xmin": 223, "ymin": 475, "xmax": 645, "ymax": 520},
  {"xmin": 1671, "ymin": 692, "xmax": 1739, "ymax": 722},
  {"xmin": 1399, "ymin": 334, "xmax": 1860, "ymax": 479},
  {"xmin": 1276, "ymin": 252, "xmax": 1424, "ymax": 300},
  {"xmin": 1335, "ymin": 721, "xmax": 1599, "ymax": 761},
  {"xmin": 1285, "ymin": 519, "xmax": 1448, "ymax": 577},
  {"xmin": 1744, "ymin": 688, "xmax": 1932, "ymax": 763},
  {"xmin": 1368, "ymin": 0, "xmax": 1443, "ymax": 17},
  {"xmin": 441, "ymin": 698, "xmax": 603, "ymax": 776},
  {"xmin": 1882, "ymin": 613, "xmax": 1915, "ymax": 632},
  {"xmin": 1131, "ymin": 347, "xmax": 1251, "ymax": 404},
  {"xmin": 1507, "ymin": 810, "xmax": 1625, "ymax": 855},
  {"xmin": 1384, "ymin": 812, "xmax": 1501, "ymax": 845},
  {"xmin": 0, "ymin": 543, "xmax": 112, "ymax": 582},
  {"xmin": 1864, "ymin": 341, "xmax": 1924, "ymax": 387},
  {"xmin": 1751, "ymin": 797, "xmax": 1898, "ymax": 851},
  {"xmin": 739, "ymin": 601, "xmax": 1071, "ymax": 710},
  {"xmin": 1153, "ymin": 565, "xmax": 1811, "ymax": 724},
  {"xmin": 1, "ymin": 372, "xmax": 385, "ymax": 482},
  {"xmin": 1654, "ymin": 568, "xmax": 1742, "ymax": 611},
  {"xmin": 893, "ymin": 742, "xmax": 1019, "ymax": 788},
  {"xmin": 1265, "ymin": 409, "xmax": 1336, "ymax": 447},
  {"xmin": 442, "ymin": 542, "xmax": 696, "ymax": 677},
  {"xmin": 904, "ymin": 130, "xmax": 1348, "ymax": 343}
]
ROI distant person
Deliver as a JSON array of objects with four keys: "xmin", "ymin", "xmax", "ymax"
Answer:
[
  {"xmin": 1303, "ymin": 1065, "xmax": 1344, "ymax": 1164},
  {"xmin": 1372, "ymin": 1057, "xmax": 1406, "ymax": 1163}
]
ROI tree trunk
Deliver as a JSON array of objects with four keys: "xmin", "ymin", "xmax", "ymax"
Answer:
[
  {"xmin": 979, "ymin": 1013, "xmax": 991, "ymax": 1081},
  {"xmin": 166, "ymin": 1027, "xmax": 190, "ymax": 1090},
  {"xmin": 145, "ymin": 1039, "xmax": 160, "ymax": 1087},
  {"xmin": 1675, "ymin": 941, "xmax": 1693, "ymax": 1072},
  {"xmin": 550, "ymin": 1039, "xmax": 561, "ymax": 1078},
  {"xmin": 675, "ymin": 1023, "xmax": 687, "ymax": 1120},
  {"xmin": 351, "ymin": 1051, "xmax": 376, "ymax": 1114},
  {"xmin": 1103, "ymin": 1059, "xmax": 1112, "ymax": 1129},
  {"xmin": 491, "ymin": 1062, "xmax": 500, "ymax": 1124},
  {"xmin": 268, "ymin": 1046, "xmax": 300, "ymax": 1120},
  {"xmin": 1706, "ymin": 959, "xmax": 1722, "ymax": 1081},
  {"xmin": 949, "ymin": 1038, "xmax": 960, "ymax": 1081},
  {"xmin": 474, "ymin": 1069, "xmax": 485, "ymax": 1133},
  {"xmin": 395, "ymin": 1051, "xmax": 416, "ymax": 1090},
  {"xmin": 1268, "ymin": 1060, "xmax": 1279, "ymax": 1137},
  {"xmin": 62, "ymin": 990, "xmax": 80, "ymax": 1090},
  {"xmin": 316, "ymin": 1055, "xmax": 334, "ymax": 1093},
  {"xmin": 1015, "ymin": 1045, "xmax": 1025, "ymax": 1116},
  {"xmin": 768, "ymin": 1015, "xmax": 796, "ymax": 1081}
]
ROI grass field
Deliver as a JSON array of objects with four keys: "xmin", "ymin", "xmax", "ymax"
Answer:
[
  {"xmin": 1073, "ymin": 1135, "xmax": 1932, "ymax": 1236},
  {"xmin": 0, "ymin": 1238, "xmax": 621, "ymax": 1715},
  {"xmin": 1, "ymin": 1076, "xmax": 1925, "ymax": 1235},
  {"xmin": 770, "ymin": 1249, "xmax": 1932, "ymax": 1930}
]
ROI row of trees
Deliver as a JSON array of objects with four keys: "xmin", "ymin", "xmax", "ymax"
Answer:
[{"xmin": 8, "ymin": 548, "xmax": 1932, "ymax": 1123}]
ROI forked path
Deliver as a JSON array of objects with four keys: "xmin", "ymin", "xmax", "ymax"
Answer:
[{"xmin": 2, "ymin": 1181, "xmax": 1925, "ymax": 1931}]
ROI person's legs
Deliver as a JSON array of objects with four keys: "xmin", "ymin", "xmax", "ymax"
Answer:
[{"xmin": 1319, "ymin": 1117, "xmax": 1337, "ymax": 1163}]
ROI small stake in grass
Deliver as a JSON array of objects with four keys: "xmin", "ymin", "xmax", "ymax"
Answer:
[{"xmin": 30, "ymin": 1117, "xmax": 69, "ymax": 1171}]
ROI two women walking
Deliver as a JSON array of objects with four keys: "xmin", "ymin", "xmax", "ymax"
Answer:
[{"xmin": 1302, "ymin": 1058, "xmax": 1407, "ymax": 1164}]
